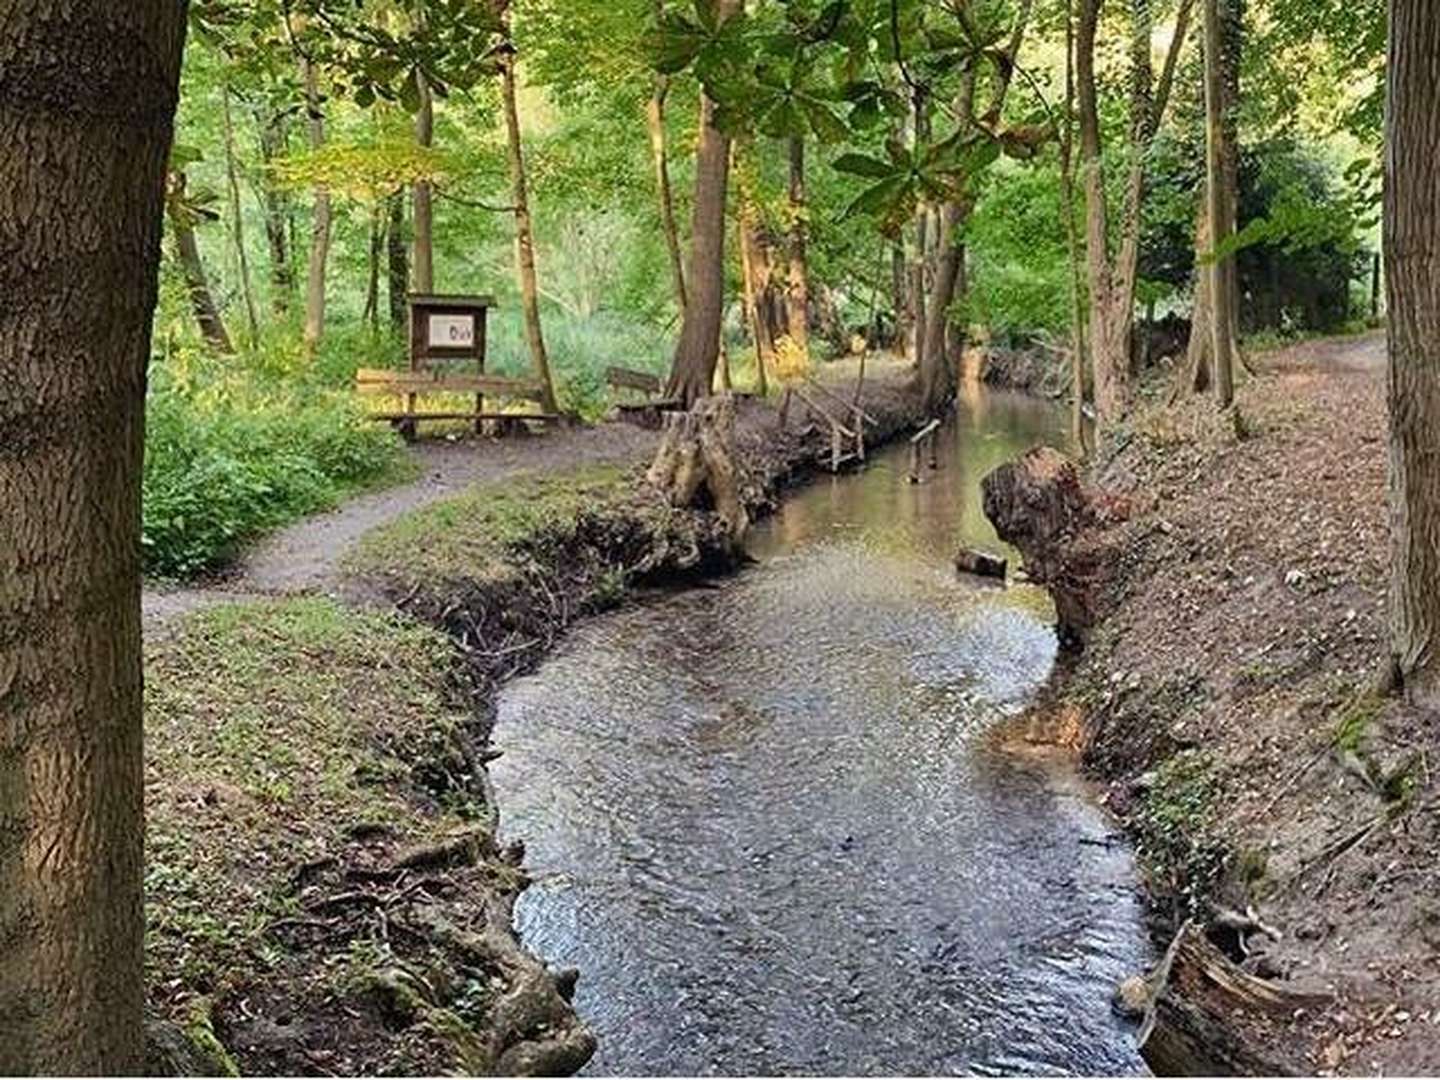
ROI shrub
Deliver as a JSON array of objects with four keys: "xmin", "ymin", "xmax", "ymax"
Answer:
[{"xmin": 143, "ymin": 379, "xmax": 401, "ymax": 579}]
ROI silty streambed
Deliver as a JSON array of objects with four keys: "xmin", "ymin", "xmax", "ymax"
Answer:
[{"xmin": 491, "ymin": 390, "xmax": 1152, "ymax": 1076}]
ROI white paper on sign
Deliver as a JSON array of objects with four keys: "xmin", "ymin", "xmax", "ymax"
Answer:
[{"xmin": 428, "ymin": 314, "xmax": 475, "ymax": 348}]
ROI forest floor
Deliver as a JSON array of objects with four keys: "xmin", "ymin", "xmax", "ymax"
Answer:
[
  {"xmin": 1029, "ymin": 330, "xmax": 1440, "ymax": 1075},
  {"xmin": 141, "ymin": 355, "xmax": 922, "ymax": 1075}
]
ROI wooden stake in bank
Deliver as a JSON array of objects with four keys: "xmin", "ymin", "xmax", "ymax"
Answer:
[{"xmin": 908, "ymin": 419, "xmax": 942, "ymax": 483}]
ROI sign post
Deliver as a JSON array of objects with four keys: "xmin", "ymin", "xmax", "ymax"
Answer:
[{"xmin": 407, "ymin": 294, "xmax": 494, "ymax": 436}]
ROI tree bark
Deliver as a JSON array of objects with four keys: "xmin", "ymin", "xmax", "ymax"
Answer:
[
  {"xmin": 302, "ymin": 58, "xmax": 331, "ymax": 352},
  {"xmin": 413, "ymin": 67, "xmax": 435, "ymax": 294},
  {"xmin": 1079, "ymin": 0, "xmax": 1194, "ymax": 425},
  {"xmin": 364, "ymin": 201, "xmax": 383, "ymax": 329},
  {"xmin": 920, "ymin": 201, "xmax": 965, "ymax": 414},
  {"xmin": 1186, "ymin": 0, "xmax": 1240, "ymax": 402},
  {"xmin": 221, "ymin": 84, "xmax": 259, "ymax": 344},
  {"xmin": 1384, "ymin": 0, "xmax": 1440, "ymax": 710},
  {"xmin": 256, "ymin": 106, "xmax": 294, "ymax": 316},
  {"xmin": 647, "ymin": 75, "xmax": 688, "ymax": 314},
  {"xmin": 166, "ymin": 171, "xmax": 234, "ymax": 354},
  {"xmin": 739, "ymin": 202, "xmax": 775, "ymax": 393},
  {"xmin": 0, "ymin": 5, "xmax": 186, "ymax": 1072},
  {"xmin": 785, "ymin": 136, "xmax": 810, "ymax": 356},
  {"xmin": 387, "ymin": 190, "xmax": 409, "ymax": 335},
  {"xmin": 1061, "ymin": 0, "xmax": 1092, "ymax": 455},
  {"xmin": 666, "ymin": 0, "xmax": 744, "ymax": 406},
  {"xmin": 498, "ymin": 29, "xmax": 560, "ymax": 414}
]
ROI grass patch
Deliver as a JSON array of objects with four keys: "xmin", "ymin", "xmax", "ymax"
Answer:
[
  {"xmin": 348, "ymin": 464, "xmax": 634, "ymax": 585},
  {"xmin": 144, "ymin": 597, "xmax": 473, "ymax": 994}
]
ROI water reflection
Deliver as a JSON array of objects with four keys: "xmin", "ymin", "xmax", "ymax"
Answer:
[{"xmin": 492, "ymin": 391, "xmax": 1150, "ymax": 1076}]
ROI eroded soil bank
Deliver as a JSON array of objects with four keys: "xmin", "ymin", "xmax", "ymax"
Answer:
[
  {"xmin": 999, "ymin": 333, "xmax": 1440, "ymax": 1075},
  {"xmin": 144, "ymin": 361, "xmax": 923, "ymax": 1075}
]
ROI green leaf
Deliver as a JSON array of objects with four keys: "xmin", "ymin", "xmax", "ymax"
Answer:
[
  {"xmin": 832, "ymin": 153, "xmax": 896, "ymax": 179},
  {"xmin": 802, "ymin": 100, "xmax": 851, "ymax": 144},
  {"xmin": 846, "ymin": 174, "xmax": 913, "ymax": 219}
]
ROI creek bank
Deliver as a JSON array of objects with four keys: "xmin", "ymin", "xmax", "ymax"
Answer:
[
  {"xmin": 986, "ymin": 336, "xmax": 1440, "ymax": 1076},
  {"xmin": 141, "ymin": 361, "xmax": 922, "ymax": 1077}
]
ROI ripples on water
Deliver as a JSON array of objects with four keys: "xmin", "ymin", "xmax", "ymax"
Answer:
[{"xmin": 492, "ymin": 391, "xmax": 1152, "ymax": 1076}]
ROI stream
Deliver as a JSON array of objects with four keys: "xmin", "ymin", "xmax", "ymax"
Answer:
[{"xmin": 491, "ymin": 389, "xmax": 1152, "ymax": 1076}]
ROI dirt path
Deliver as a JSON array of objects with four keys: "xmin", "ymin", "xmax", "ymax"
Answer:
[{"xmin": 141, "ymin": 422, "xmax": 661, "ymax": 629}]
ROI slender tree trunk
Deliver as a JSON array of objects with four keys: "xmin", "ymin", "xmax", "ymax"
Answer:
[
  {"xmin": 920, "ymin": 201, "xmax": 965, "ymax": 413},
  {"xmin": 892, "ymin": 242, "xmax": 910, "ymax": 356},
  {"xmin": 1079, "ymin": 0, "xmax": 1194, "ymax": 425},
  {"xmin": 256, "ymin": 107, "xmax": 294, "ymax": 316},
  {"xmin": 222, "ymin": 85, "xmax": 259, "ymax": 344},
  {"xmin": 739, "ymin": 192, "xmax": 778, "ymax": 394},
  {"xmin": 647, "ymin": 75, "xmax": 688, "ymax": 314},
  {"xmin": 666, "ymin": 0, "xmax": 744, "ymax": 405},
  {"xmin": 0, "ymin": 6, "xmax": 186, "ymax": 1073},
  {"xmin": 388, "ymin": 191, "xmax": 409, "ymax": 335},
  {"xmin": 413, "ymin": 67, "xmax": 435, "ymax": 294},
  {"xmin": 1061, "ymin": 0, "xmax": 1091, "ymax": 454},
  {"xmin": 498, "ymin": 29, "xmax": 559, "ymax": 413},
  {"xmin": 302, "ymin": 58, "xmax": 331, "ymax": 352},
  {"xmin": 1384, "ymin": 0, "xmax": 1440, "ymax": 709},
  {"xmin": 167, "ymin": 172, "xmax": 234, "ymax": 354},
  {"xmin": 1203, "ymin": 0, "xmax": 1236, "ymax": 407},
  {"xmin": 786, "ymin": 136, "xmax": 810, "ymax": 356},
  {"xmin": 365, "ymin": 202, "xmax": 383, "ymax": 330}
]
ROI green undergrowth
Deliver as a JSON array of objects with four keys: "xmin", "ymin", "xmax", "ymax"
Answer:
[
  {"xmin": 1132, "ymin": 749, "xmax": 1230, "ymax": 920},
  {"xmin": 144, "ymin": 344, "xmax": 409, "ymax": 580},
  {"xmin": 347, "ymin": 464, "xmax": 634, "ymax": 586},
  {"xmin": 144, "ymin": 597, "xmax": 474, "ymax": 995}
]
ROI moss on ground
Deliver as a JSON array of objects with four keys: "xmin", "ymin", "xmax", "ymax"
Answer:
[
  {"xmin": 348, "ymin": 464, "xmax": 633, "ymax": 585},
  {"xmin": 1132, "ymin": 749, "xmax": 1229, "ymax": 919}
]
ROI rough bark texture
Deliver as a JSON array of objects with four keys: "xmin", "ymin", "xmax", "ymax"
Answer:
[
  {"xmin": 1060, "ymin": 0, "xmax": 1091, "ymax": 454},
  {"xmin": 413, "ymin": 68, "xmax": 435, "ymax": 294},
  {"xmin": 920, "ymin": 201, "xmax": 964, "ymax": 414},
  {"xmin": 1385, "ymin": 0, "xmax": 1440, "ymax": 710},
  {"xmin": 647, "ymin": 75, "xmax": 687, "ymax": 314},
  {"xmin": 0, "ymin": 3, "xmax": 187, "ymax": 1072},
  {"xmin": 738, "ymin": 208, "xmax": 772, "ymax": 394},
  {"xmin": 981, "ymin": 448, "xmax": 1129, "ymax": 649},
  {"xmin": 498, "ymin": 31, "xmax": 559, "ymax": 414},
  {"xmin": 646, "ymin": 395, "xmax": 750, "ymax": 545},
  {"xmin": 666, "ymin": 0, "xmax": 743, "ymax": 406},
  {"xmin": 785, "ymin": 137, "xmax": 810, "ymax": 356},
  {"xmin": 256, "ymin": 107, "xmax": 293, "ymax": 315},
  {"xmin": 166, "ymin": 171, "xmax": 233, "ymax": 354},
  {"xmin": 302, "ymin": 58, "xmax": 331, "ymax": 351}
]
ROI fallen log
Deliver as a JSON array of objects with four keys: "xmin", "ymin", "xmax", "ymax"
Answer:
[
  {"xmin": 1136, "ymin": 923, "xmax": 1329, "ymax": 1076},
  {"xmin": 955, "ymin": 548, "xmax": 1008, "ymax": 580}
]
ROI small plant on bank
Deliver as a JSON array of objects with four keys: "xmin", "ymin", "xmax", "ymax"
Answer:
[{"xmin": 1133, "ymin": 749, "xmax": 1229, "ymax": 920}]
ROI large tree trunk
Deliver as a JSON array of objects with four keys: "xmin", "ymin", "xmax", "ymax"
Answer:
[
  {"xmin": 256, "ymin": 106, "xmax": 294, "ymax": 316},
  {"xmin": 302, "ymin": 58, "xmax": 331, "ymax": 352},
  {"xmin": 498, "ymin": 27, "xmax": 560, "ymax": 414},
  {"xmin": 221, "ymin": 85, "xmax": 259, "ymax": 344},
  {"xmin": 1385, "ymin": 0, "xmax": 1440, "ymax": 710},
  {"xmin": 387, "ymin": 190, "xmax": 409, "ymax": 335},
  {"xmin": 413, "ymin": 67, "xmax": 435, "ymax": 294},
  {"xmin": 647, "ymin": 75, "xmax": 688, "ymax": 314},
  {"xmin": 1186, "ymin": 0, "xmax": 1240, "ymax": 402},
  {"xmin": 0, "ymin": 5, "xmax": 186, "ymax": 1072},
  {"xmin": 785, "ymin": 136, "xmax": 810, "ymax": 356},
  {"xmin": 1061, "ymin": 0, "xmax": 1092, "ymax": 455},
  {"xmin": 666, "ymin": 0, "xmax": 744, "ymax": 406},
  {"xmin": 167, "ymin": 171, "xmax": 234, "ymax": 354}
]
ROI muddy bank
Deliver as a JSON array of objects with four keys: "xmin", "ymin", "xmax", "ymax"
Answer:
[{"xmin": 990, "ymin": 335, "xmax": 1440, "ymax": 1076}]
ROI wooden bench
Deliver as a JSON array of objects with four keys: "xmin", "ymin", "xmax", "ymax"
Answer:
[
  {"xmin": 356, "ymin": 368, "xmax": 559, "ymax": 441},
  {"xmin": 606, "ymin": 365, "xmax": 682, "ymax": 428}
]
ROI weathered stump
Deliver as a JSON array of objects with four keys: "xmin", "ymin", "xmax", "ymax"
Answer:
[
  {"xmin": 981, "ymin": 446, "xmax": 1127, "ymax": 648},
  {"xmin": 646, "ymin": 394, "xmax": 750, "ymax": 545}
]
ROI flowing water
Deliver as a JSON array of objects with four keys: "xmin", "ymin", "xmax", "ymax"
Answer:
[{"xmin": 492, "ymin": 390, "xmax": 1152, "ymax": 1076}]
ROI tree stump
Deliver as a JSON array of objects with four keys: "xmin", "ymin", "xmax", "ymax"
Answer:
[
  {"xmin": 646, "ymin": 394, "xmax": 750, "ymax": 545},
  {"xmin": 981, "ymin": 447, "xmax": 1127, "ymax": 648}
]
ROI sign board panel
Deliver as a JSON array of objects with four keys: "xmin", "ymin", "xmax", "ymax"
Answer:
[{"xmin": 428, "ymin": 313, "xmax": 476, "ymax": 349}]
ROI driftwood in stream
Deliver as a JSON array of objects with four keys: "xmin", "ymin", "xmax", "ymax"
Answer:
[
  {"xmin": 955, "ymin": 548, "xmax": 1007, "ymax": 580},
  {"xmin": 1137, "ymin": 924, "xmax": 1329, "ymax": 1076},
  {"xmin": 981, "ymin": 447, "xmax": 1128, "ymax": 648},
  {"xmin": 646, "ymin": 394, "xmax": 750, "ymax": 544}
]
